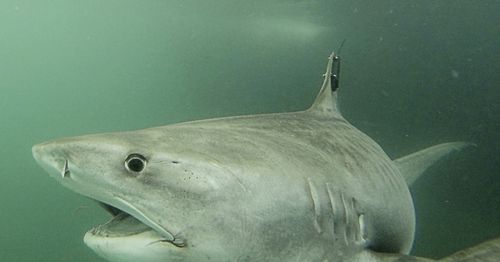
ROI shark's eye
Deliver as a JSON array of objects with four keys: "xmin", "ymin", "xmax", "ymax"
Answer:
[{"xmin": 125, "ymin": 154, "xmax": 147, "ymax": 173}]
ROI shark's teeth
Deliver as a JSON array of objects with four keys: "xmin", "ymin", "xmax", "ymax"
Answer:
[{"xmin": 113, "ymin": 196, "xmax": 175, "ymax": 242}]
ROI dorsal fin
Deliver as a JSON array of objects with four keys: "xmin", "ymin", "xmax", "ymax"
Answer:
[{"xmin": 307, "ymin": 52, "xmax": 342, "ymax": 118}]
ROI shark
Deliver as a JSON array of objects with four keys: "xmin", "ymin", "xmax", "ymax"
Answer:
[{"xmin": 32, "ymin": 52, "xmax": 499, "ymax": 261}]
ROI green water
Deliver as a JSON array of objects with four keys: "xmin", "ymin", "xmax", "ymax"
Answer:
[{"xmin": 1, "ymin": 1, "xmax": 499, "ymax": 261}]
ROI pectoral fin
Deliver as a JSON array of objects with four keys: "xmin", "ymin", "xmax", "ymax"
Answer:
[
  {"xmin": 440, "ymin": 237, "xmax": 500, "ymax": 262},
  {"xmin": 360, "ymin": 237, "xmax": 500, "ymax": 261}
]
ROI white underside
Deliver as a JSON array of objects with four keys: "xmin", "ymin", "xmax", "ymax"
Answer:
[{"xmin": 84, "ymin": 230, "xmax": 178, "ymax": 262}]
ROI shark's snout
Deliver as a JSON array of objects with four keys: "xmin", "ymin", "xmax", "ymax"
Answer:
[
  {"xmin": 32, "ymin": 143, "xmax": 43, "ymax": 163},
  {"xmin": 32, "ymin": 142, "xmax": 52, "ymax": 166},
  {"xmin": 32, "ymin": 142, "xmax": 69, "ymax": 179}
]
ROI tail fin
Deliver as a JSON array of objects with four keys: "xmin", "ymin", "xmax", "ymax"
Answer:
[{"xmin": 393, "ymin": 142, "xmax": 474, "ymax": 186}]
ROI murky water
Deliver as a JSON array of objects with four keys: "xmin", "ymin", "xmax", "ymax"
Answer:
[{"xmin": 1, "ymin": 1, "xmax": 499, "ymax": 261}]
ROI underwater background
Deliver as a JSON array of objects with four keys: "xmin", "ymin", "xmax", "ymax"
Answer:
[{"xmin": 1, "ymin": 1, "xmax": 499, "ymax": 261}]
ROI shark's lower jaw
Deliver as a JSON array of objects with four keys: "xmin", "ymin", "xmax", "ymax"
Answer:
[
  {"xmin": 86, "ymin": 202, "xmax": 185, "ymax": 247},
  {"xmin": 84, "ymin": 203, "xmax": 184, "ymax": 262},
  {"xmin": 88, "ymin": 206, "xmax": 153, "ymax": 238}
]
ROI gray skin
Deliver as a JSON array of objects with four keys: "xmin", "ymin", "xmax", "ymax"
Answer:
[{"xmin": 33, "ymin": 54, "xmax": 427, "ymax": 261}]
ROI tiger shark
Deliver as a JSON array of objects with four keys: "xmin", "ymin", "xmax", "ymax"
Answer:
[{"xmin": 32, "ymin": 53, "xmax": 499, "ymax": 261}]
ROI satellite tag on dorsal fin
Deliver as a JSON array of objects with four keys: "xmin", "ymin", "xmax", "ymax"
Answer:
[{"xmin": 308, "ymin": 43, "xmax": 344, "ymax": 118}]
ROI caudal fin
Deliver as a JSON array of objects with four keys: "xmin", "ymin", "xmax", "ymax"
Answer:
[{"xmin": 393, "ymin": 142, "xmax": 474, "ymax": 186}]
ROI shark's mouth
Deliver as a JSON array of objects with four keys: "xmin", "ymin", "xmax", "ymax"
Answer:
[
  {"xmin": 89, "ymin": 203, "xmax": 153, "ymax": 237},
  {"xmin": 87, "ymin": 201, "xmax": 186, "ymax": 248}
]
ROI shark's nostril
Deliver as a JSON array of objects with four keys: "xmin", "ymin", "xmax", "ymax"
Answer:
[
  {"xmin": 62, "ymin": 159, "xmax": 70, "ymax": 178},
  {"xmin": 31, "ymin": 141, "xmax": 71, "ymax": 179}
]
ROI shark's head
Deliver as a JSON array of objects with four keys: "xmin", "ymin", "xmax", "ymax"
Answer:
[{"xmin": 32, "ymin": 128, "xmax": 270, "ymax": 261}]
